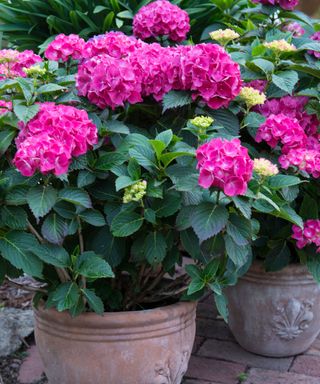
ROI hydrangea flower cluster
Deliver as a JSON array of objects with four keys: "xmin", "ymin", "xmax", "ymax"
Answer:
[
  {"xmin": 245, "ymin": 80, "xmax": 268, "ymax": 93},
  {"xmin": 209, "ymin": 29, "xmax": 240, "ymax": 45},
  {"xmin": 76, "ymin": 35, "xmax": 241, "ymax": 110},
  {"xmin": 82, "ymin": 32, "xmax": 144, "ymax": 59},
  {"xmin": 292, "ymin": 220, "xmax": 320, "ymax": 253},
  {"xmin": 77, "ymin": 54, "xmax": 143, "ymax": 110},
  {"xmin": 263, "ymin": 39, "xmax": 296, "ymax": 53},
  {"xmin": 13, "ymin": 103, "xmax": 98, "ymax": 176},
  {"xmin": 45, "ymin": 34, "xmax": 86, "ymax": 62},
  {"xmin": 0, "ymin": 49, "xmax": 42, "ymax": 79},
  {"xmin": 279, "ymin": 148, "xmax": 320, "ymax": 178},
  {"xmin": 239, "ymin": 87, "xmax": 266, "ymax": 109},
  {"xmin": 256, "ymin": 114, "xmax": 307, "ymax": 151},
  {"xmin": 256, "ymin": 96, "xmax": 320, "ymax": 136},
  {"xmin": 196, "ymin": 138, "xmax": 253, "ymax": 196},
  {"xmin": 309, "ymin": 32, "xmax": 320, "ymax": 59},
  {"xmin": 133, "ymin": 0, "xmax": 190, "ymax": 42},
  {"xmin": 253, "ymin": 158, "xmax": 279, "ymax": 177},
  {"xmin": 282, "ymin": 22, "xmax": 305, "ymax": 37},
  {"xmin": 0, "ymin": 100, "xmax": 12, "ymax": 115},
  {"xmin": 252, "ymin": 0, "xmax": 299, "ymax": 10}
]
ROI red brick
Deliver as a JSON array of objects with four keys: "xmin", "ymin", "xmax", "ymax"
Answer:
[
  {"xmin": 245, "ymin": 367, "xmax": 320, "ymax": 384},
  {"xmin": 186, "ymin": 355, "xmax": 245, "ymax": 384},
  {"xmin": 198, "ymin": 339, "xmax": 293, "ymax": 371},
  {"xmin": 18, "ymin": 345, "xmax": 45, "ymax": 384},
  {"xmin": 193, "ymin": 336, "xmax": 205, "ymax": 354},
  {"xmin": 291, "ymin": 355, "xmax": 320, "ymax": 377},
  {"xmin": 196, "ymin": 318, "xmax": 234, "ymax": 341}
]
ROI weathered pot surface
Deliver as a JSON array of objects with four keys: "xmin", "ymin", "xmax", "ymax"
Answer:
[
  {"xmin": 34, "ymin": 301, "xmax": 197, "ymax": 384},
  {"xmin": 226, "ymin": 261, "xmax": 320, "ymax": 357}
]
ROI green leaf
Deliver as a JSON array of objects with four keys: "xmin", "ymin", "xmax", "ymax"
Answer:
[
  {"xmin": 5, "ymin": 186, "xmax": 29, "ymax": 206},
  {"xmin": 300, "ymin": 195, "xmax": 318, "ymax": 220},
  {"xmin": 32, "ymin": 244, "xmax": 70, "ymax": 268},
  {"xmin": 209, "ymin": 109, "xmax": 240, "ymax": 136},
  {"xmin": 180, "ymin": 229, "xmax": 201, "ymax": 260},
  {"xmin": 160, "ymin": 152, "xmax": 193, "ymax": 168},
  {"xmin": 77, "ymin": 170, "xmax": 96, "ymax": 188},
  {"xmin": 203, "ymin": 258, "xmax": 220, "ymax": 280},
  {"xmin": 153, "ymin": 191, "xmax": 181, "ymax": 218},
  {"xmin": 265, "ymin": 243, "xmax": 290, "ymax": 272},
  {"xmin": 230, "ymin": 196, "xmax": 252, "ymax": 219},
  {"xmin": 13, "ymin": 103, "xmax": 39, "ymax": 123},
  {"xmin": 17, "ymin": 78, "xmax": 33, "ymax": 103},
  {"xmin": 0, "ymin": 206, "xmax": 27, "ymax": 230},
  {"xmin": 76, "ymin": 252, "xmax": 114, "ymax": 279},
  {"xmin": 162, "ymin": 90, "xmax": 192, "ymax": 112},
  {"xmin": 127, "ymin": 158, "xmax": 141, "ymax": 180},
  {"xmin": 272, "ymin": 71, "xmax": 299, "ymax": 94},
  {"xmin": 27, "ymin": 185, "xmax": 57, "ymax": 219},
  {"xmin": 115, "ymin": 175, "xmax": 135, "ymax": 191},
  {"xmin": 37, "ymin": 83, "xmax": 66, "ymax": 94},
  {"xmin": 111, "ymin": 210, "xmax": 144, "ymax": 237},
  {"xmin": 224, "ymin": 234, "xmax": 249, "ymax": 268},
  {"xmin": 105, "ymin": 120, "xmax": 129, "ymax": 134},
  {"xmin": 0, "ymin": 130, "xmax": 16, "ymax": 155},
  {"xmin": 214, "ymin": 293, "xmax": 228, "ymax": 322},
  {"xmin": 307, "ymin": 253, "xmax": 320, "ymax": 283},
  {"xmin": 187, "ymin": 278, "xmax": 205, "ymax": 295},
  {"xmin": 52, "ymin": 282, "xmax": 80, "ymax": 312},
  {"xmin": 274, "ymin": 205, "xmax": 303, "ymax": 228},
  {"xmin": 268, "ymin": 175, "xmax": 303, "ymax": 189},
  {"xmin": 191, "ymin": 203, "xmax": 229, "ymax": 242},
  {"xmin": 41, "ymin": 213, "xmax": 68, "ymax": 245},
  {"xmin": 129, "ymin": 145, "xmax": 156, "ymax": 171},
  {"xmin": 185, "ymin": 264, "xmax": 203, "ymax": 280},
  {"xmin": 156, "ymin": 130, "xmax": 173, "ymax": 147},
  {"xmin": 149, "ymin": 139, "xmax": 166, "ymax": 160},
  {"xmin": 82, "ymin": 288, "xmax": 104, "ymax": 315},
  {"xmin": 0, "ymin": 231, "xmax": 42, "ymax": 278},
  {"xmin": 144, "ymin": 208, "xmax": 156, "ymax": 224},
  {"xmin": 249, "ymin": 58, "xmax": 274, "ymax": 74},
  {"xmin": 145, "ymin": 232, "xmax": 167, "ymax": 265},
  {"xmin": 59, "ymin": 188, "xmax": 92, "ymax": 208},
  {"xmin": 95, "ymin": 152, "xmax": 127, "ymax": 171},
  {"xmin": 79, "ymin": 209, "xmax": 106, "ymax": 227}
]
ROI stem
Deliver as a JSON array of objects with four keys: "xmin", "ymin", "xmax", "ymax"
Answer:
[
  {"xmin": 5, "ymin": 276, "xmax": 47, "ymax": 294},
  {"xmin": 77, "ymin": 217, "xmax": 86, "ymax": 291}
]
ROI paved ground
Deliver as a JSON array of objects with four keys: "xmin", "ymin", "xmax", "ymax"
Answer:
[{"xmin": 16, "ymin": 294, "xmax": 320, "ymax": 384}]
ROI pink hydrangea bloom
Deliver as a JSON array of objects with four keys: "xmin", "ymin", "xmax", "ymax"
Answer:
[
  {"xmin": 196, "ymin": 138, "xmax": 253, "ymax": 196},
  {"xmin": 292, "ymin": 220, "xmax": 320, "ymax": 252},
  {"xmin": 76, "ymin": 54, "xmax": 143, "ymax": 110},
  {"xmin": 0, "ymin": 100, "xmax": 12, "ymax": 115},
  {"xmin": 256, "ymin": 114, "xmax": 307, "ymax": 152},
  {"xmin": 45, "ymin": 34, "xmax": 85, "ymax": 62},
  {"xmin": 83, "ymin": 32, "xmax": 144, "ymax": 59},
  {"xmin": 133, "ymin": 0, "xmax": 190, "ymax": 42},
  {"xmin": 256, "ymin": 96, "xmax": 320, "ymax": 136},
  {"xmin": 13, "ymin": 103, "xmax": 98, "ymax": 176},
  {"xmin": 0, "ymin": 49, "xmax": 42, "ymax": 79},
  {"xmin": 252, "ymin": 0, "xmax": 299, "ymax": 9},
  {"xmin": 308, "ymin": 32, "xmax": 320, "ymax": 59},
  {"xmin": 279, "ymin": 148, "xmax": 320, "ymax": 178},
  {"xmin": 282, "ymin": 22, "xmax": 305, "ymax": 37},
  {"xmin": 179, "ymin": 43, "xmax": 242, "ymax": 109},
  {"xmin": 245, "ymin": 80, "xmax": 268, "ymax": 93}
]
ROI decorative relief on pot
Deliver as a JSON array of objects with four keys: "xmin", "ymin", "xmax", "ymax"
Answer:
[
  {"xmin": 154, "ymin": 350, "xmax": 190, "ymax": 384},
  {"xmin": 272, "ymin": 298, "xmax": 314, "ymax": 341}
]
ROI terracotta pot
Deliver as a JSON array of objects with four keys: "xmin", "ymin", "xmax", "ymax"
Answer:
[
  {"xmin": 34, "ymin": 301, "xmax": 197, "ymax": 384},
  {"xmin": 226, "ymin": 262, "xmax": 320, "ymax": 357}
]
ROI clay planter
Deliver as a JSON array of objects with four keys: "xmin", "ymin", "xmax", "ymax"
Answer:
[
  {"xmin": 34, "ymin": 301, "xmax": 197, "ymax": 384},
  {"xmin": 226, "ymin": 262, "xmax": 320, "ymax": 357}
]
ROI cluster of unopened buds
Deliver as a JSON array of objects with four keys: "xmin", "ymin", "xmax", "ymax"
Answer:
[
  {"xmin": 263, "ymin": 40, "xmax": 296, "ymax": 53},
  {"xmin": 190, "ymin": 116, "xmax": 214, "ymax": 135},
  {"xmin": 209, "ymin": 29, "xmax": 240, "ymax": 45},
  {"xmin": 240, "ymin": 87, "xmax": 266, "ymax": 109},
  {"xmin": 23, "ymin": 65, "xmax": 46, "ymax": 77},
  {"xmin": 123, "ymin": 181, "xmax": 147, "ymax": 204},
  {"xmin": 253, "ymin": 158, "xmax": 279, "ymax": 177}
]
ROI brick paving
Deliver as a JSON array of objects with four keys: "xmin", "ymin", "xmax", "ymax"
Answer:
[{"xmin": 18, "ymin": 294, "xmax": 320, "ymax": 384}]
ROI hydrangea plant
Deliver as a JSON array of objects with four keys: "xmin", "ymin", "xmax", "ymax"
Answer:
[{"xmin": 0, "ymin": 0, "xmax": 319, "ymax": 319}]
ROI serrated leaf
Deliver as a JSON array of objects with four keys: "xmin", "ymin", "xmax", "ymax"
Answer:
[
  {"xmin": 76, "ymin": 252, "xmax": 114, "ymax": 279},
  {"xmin": 37, "ymin": 83, "xmax": 66, "ymax": 94},
  {"xmin": 224, "ymin": 234, "xmax": 249, "ymax": 268},
  {"xmin": 79, "ymin": 209, "xmax": 106, "ymax": 227},
  {"xmin": 77, "ymin": 170, "xmax": 96, "ymax": 188},
  {"xmin": 0, "ymin": 206, "xmax": 27, "ymax": 230},
  {"xmin": 41, "ymin": 213, "xmax": 68, "ymax": 245},
  {"xmin": 162, "ymin": 91, "xmax": 192, "ymax": 112},
  {"xmin": 13, "ymin": 103, "xmax": 39, "ymax": 123},
  {"xmin": 111, "ymin": 210, "xmax": 144, "ymax": 237},
  {"xmin": 27, "ymin": 185, "xmax": 57, "ymax": 219},
  {"xmin": 153, "ymin": 191, "xmax": 181, "ymax": 218},
  {"xmin": 187, "ymin": 279, "xmax": 205, "ymax": 295},
  {"xmin": 32, "ymin": 244, "xmax": 70, "ymax": 268},
  {"xmin": 115, "ymin": 175, "xmax": 135, "ymax": 191},
  {"xmin": 272, "ymin": 71, "xmax": 299, "ymax": 94},
  {"xmin": 191, "ymin": 203, "xmax": 229, "ymax": 242},
  {"xmin": 52, "ymin": 282, "xmax": 80, "ymax": 312},
  {"xmin": 0, "ymin": 130, "xmax": 16, "ymax": 155},
  {"xmin": 59, "ymin": 188, "xmax": 92, "ymax": 208},
  {"xmin": 0, "ymin": 231, "xmax": 42, "ymax": 277},
  {"xmin": 231, "ymin": 196, "xmax": 252, "ymax": 219},
  {"xmin": 82, "ymin": 288, "xmax": 104, "ymax": 315},
  {"xmin": 214, "ymin": 293, "xmax": 228, "ymax": 322},
  {"xmin": 268, "ymin": 175, "xmax": 303, "ymax": 189},
  {"xmin": 105, "ymin": 120, "xmax": 129, "ymax": 134},
  {"xmin": 145, "ymin": 232, "xmax": 167, "ymax": 265}
]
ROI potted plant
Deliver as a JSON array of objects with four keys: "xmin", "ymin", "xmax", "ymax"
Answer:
[
  {"xmin": 205, "ymin": 0, "xmax": 320, "ymax": 357},
  {"xmin": 0, "ymin": 2, "xmax": 263, "ymax": 383}
]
